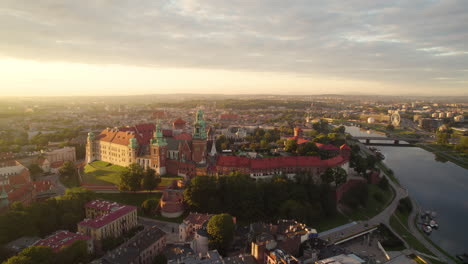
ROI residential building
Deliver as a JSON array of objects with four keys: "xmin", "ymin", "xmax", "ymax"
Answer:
[
  {"xmin": 95, "ymin": 226, "xmax": 166, "ymax": 264},
  {"xmin": 179, "ymin": 213, "xmax": 213, "ymax": 242},
  {"xmin": 33, "ymin": 230, "xmax": 94, "ymax": 253},
  {"xmin": 78, "ymin": 200, "xmax": 138, "ymax": 245}
]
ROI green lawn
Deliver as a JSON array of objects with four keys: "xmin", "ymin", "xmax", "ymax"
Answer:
[
  {"xmin": 59, "ymin": 174, "xmax": 80, "ymax": 188},
  {"xmin": 313, "ymin": 213, "xmax": 350, "ymax": 232},
  {"xmin": 346, "ymin": 184, "xmax": 395, "ymax": 221},
  {"xmin": 94, "ymin": 192, "xmax": 162, "ymax": 209},
  {"xmin": 82, "ymin": 161, "xmax": 126, "ymax": 185},
  {"xmin": 160, "ymin": 176, "xmax": 184, "ymax": 186},
  {"xmin": 390, "ymin": 213, "xmax": 435, "ymax": 257}
]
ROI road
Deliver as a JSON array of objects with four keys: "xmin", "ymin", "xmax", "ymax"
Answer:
[
  {"xmin": 42, "ymin": 173, "xmax": 66, "ymax": 195},
  {"xmin": 320, "ymin": 141, "xmax": 455, "ymax": 264},
  {"xmin": 138, "ymin": 216, "xmax": 180, "ymax": 244}
]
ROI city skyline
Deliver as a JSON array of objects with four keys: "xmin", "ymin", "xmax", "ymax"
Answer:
[{"xmin": 1, "ymin": 0, "xmax": 467, "ymax": 96}]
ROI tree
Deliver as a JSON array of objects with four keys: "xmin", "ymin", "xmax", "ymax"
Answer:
[
  {"xmin": 59, "ymin": 161, "xmax": 76, "ymax": 176},
  {"xmin": 333, "ymin": 167, "xmax": 348, "ymax": 187},
  {"xmin": 153, "ymin": 254, "xmax": 167, "ymax": 264},
  {"xmin": 297, "ymin": 142, "xmax": 319, "ymax": 156},
  {"xmin": 28, "ymin": 164, "xmax": 43, "ymax": 179},
  {"xmin": 321, "ymin": 168, "xmax": 335, "ymax": 185},
  {"xmin": 378, "ymin": 176, "xmax": 389, "ymax": 190},
  {"xmin": 207, "ymin": 214, "xmax": 235, "ymax": 255},
  {"xmin": 119, "ymin": 163, "xmax": 144, "ymax": 191},
  {"xmin": 141, "ymin": 199, "xmax": 159, "ymax": 215},
  {"xmin": 56, "ymin": 240, "xmax": 90, "ymax": 264},
  {"xmin": 436, "ymin": 132, "xmax": 450, "ymax": 145},
  {"xmin": 17, "ymin": 246, "xmax": 55, "ymax": 264},
  {"xmin": 284, "ymin": 139, "xmax": 298, "ymax": 153},
  {"xmin": 3, "ymin": 256, "xmax": 33, "ymax": 264},
  {"xmin": 142, "ymin": 168, "xmax": 158, "ymax": 192}
]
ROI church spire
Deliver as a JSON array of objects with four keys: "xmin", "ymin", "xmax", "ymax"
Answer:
[
  {"xmin": 193, "ymin": 109, "xmax": 207, "ymax": 139},
  {"xmin": 151, "ymin": 121, "xmax": 167, "ymax": 146}
]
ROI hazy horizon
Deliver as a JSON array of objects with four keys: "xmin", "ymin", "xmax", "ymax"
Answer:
[{"xmin": 1, "ymin": 0, "xmax": 467, "ymax": 96}]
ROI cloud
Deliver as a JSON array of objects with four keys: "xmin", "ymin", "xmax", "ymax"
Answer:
[{"xmin": 0, "ymin": 0, "xmax": 467, "ymax": 92}]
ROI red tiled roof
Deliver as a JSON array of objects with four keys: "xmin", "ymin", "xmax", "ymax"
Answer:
[
  {"xmin": 120, "ymin": 123, "xmax": 155, "ymax": 145},
  {"xmin": 315, "ymin": 143, "xmax": 340, "ymax": 151},
  {"xmin": 50, "ymin": 160, "xmax": 64, "ymax": 169},
  {"xmin": 220, "ymin": 114, "xmax": 239, "ymax": 120},
  {"xmin": 78, "ymin": 205, "xmax": 137, "ymax": 229},
  {"xmin": 184, "ymin": 213, "xmax": 212, "ymax": 226},
  {"xmin": 34, "ymin": 231, "xmax": 91, "ymax": 252},
  {"xmin": 174, "ymin": 132, "xmax": 192, "ymax": 141},
  {"xmin": 217, "ymin": 155, "xmax": 347, "ymax": 170},
  {"xmin": 7, "ymin": 183, "xmax": 33, "ymax": 202},
  {"xmin": 173, "ymin": 118, "xmax": 186, "ymax": 124},
  {"xmin": 340, "ymin": 144, "xmax": 351, "ymax": 150},
  {"xmin": 33, "ymin": 180, "xmax": 54, "ymax": 193},
  {"xmin": 288, "ymin": 136, "xmax": 310, "ymax": 145},
  {"xmin": 7, "ymin": 168, "xmax": 30, "ymax": 185},
  {"xmin": 162, "ymin": 129, "xmax": 173, "ymax": 137}
]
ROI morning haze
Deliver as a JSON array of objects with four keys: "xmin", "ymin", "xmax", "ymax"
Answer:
[
  {"xmin": 0, "ymin": 0, "xmax": 467, "ymax": 96},
  {"xmin": 0, "ymin": 1, "xmax": 467, "ymax": 264}
]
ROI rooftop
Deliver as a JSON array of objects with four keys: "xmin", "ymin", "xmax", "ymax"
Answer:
[
  {"xmin": 79, "ymin": 202, "xmax": 137, "ymax": 229},
  {"xmin": 184, "ymin": 212, "xmax": 213, "ymax": 226},
  {"xmin": 33, "ymin": 230, "xmax": 91, "ymax": 252}
]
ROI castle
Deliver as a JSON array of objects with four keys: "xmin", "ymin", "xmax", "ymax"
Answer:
[
  {"xmin": 85, "ymin": 109, "xmax": 210, "ymax": 178},
  {"xmin": 86, "ymin": 109, "xmax": 351, "ymax": 181}
]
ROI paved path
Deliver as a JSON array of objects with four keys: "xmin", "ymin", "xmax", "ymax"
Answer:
[{"xmin": 322, "ymin": 141, "xmax": 455, "ymax": 264}]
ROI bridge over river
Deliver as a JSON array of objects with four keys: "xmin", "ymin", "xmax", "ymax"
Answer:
[{"xmin": 353, "ymin": 136, "xmax": 426, "ymax": 145}]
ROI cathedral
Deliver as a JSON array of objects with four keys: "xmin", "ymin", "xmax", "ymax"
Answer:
[{"xmin": 85, "ymin": 110, "xmax": 213, "ymax": 178}]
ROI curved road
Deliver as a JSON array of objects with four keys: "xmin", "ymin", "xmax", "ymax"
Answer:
[{"xmin": 322, "ymin": 141, "xmax": 455, "ymax": 264}]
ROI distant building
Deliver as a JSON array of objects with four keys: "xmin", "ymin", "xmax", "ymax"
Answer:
[
  {"xmin": 216, "ymin": 145, "xmax": 350, "ymax": 182},
  {"xmin": 33, "ymin": 230, "xmax": 93, "ymax": 253},
  {"xmin": 78, "ymin": 200, "xmax": 138, "ymax": 247},
  {"xmin": 250, "ymin": 220, "xmax": 316, "ymax": 264},
  {"xmin": 0, "ymin": 161, "xmax": 52, "ymax": 210},
  {"xmin": 37, "ymin": 146, "xmax": 76, "ymax": 173},
  {"xmin": 5, "ymin": 236, "xmax": 40, "ymax": 254},
  {"xmin": 179, "ymin": 213, "xmax": 213, "ymax": 242},
  {"xmin": 173, "ymin": 118, "xmax": 187, "ymax": 130}
]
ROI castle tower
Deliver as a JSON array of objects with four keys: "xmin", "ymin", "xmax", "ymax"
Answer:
[
  {"xmin": 150, "ymin": 122, "xmax": 167, "ymax": 175},
  {"xmin": 85, "ymin": 132, "xmax": 95, "ymax": 164},
  {"xmin": 128, "ymin": 137, "xmax": 139, "ymax": 164},
  {"xmin": 294, "ymin": 127, "xmax": 303, "ymax": 138},
  {"xmin": 192, "ymin": 109, "xmax": 207, "ymax": 164}
]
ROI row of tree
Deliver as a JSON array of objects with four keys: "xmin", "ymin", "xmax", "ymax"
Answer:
[
  {"xmin": 3, "ymin": 243, "xmax": 90, "ymax": 264},
  {"xmin": 0, "ymin": 188, "xmax": 95, "ymax": 245},
  {"xmin": 118, "ymin": 164, "xmax": 160, "ymax": 192},
  {"xmin": 184, "ymin": 174, "xmax": 339, "ymax": 227}
]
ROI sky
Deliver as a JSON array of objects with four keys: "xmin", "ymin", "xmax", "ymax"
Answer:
[{"xmin": 0, "ymin": 0, "xmax": 467, "ymax": 96}]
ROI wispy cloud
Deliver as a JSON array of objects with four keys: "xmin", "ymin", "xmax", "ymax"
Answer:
[{"xmin": 0, "ymin": 0, "xmax": 467, "ymax": 93}]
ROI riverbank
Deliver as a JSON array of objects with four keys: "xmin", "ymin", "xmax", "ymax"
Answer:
[{"xmin": 417, "ymin": 143, "xmax": 468, "ymax": 170}]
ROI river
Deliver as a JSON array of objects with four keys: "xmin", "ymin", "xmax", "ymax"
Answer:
[{"xmin": 345, "ymin": 126, "xmax": 468, "ymax": 256}]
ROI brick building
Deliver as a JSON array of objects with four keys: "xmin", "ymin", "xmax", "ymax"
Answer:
[{"xmin": 78, "ymin": 200, "xmax": 138, "ymax": 246}]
